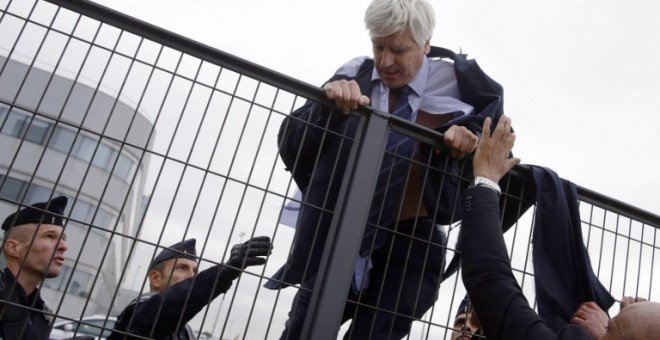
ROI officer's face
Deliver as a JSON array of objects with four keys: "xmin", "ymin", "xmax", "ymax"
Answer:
[
  {"xmin": 451, "ymin": 308, "xmax": 482, "ymax": 340},
  {"xmin": 9, "ymin": 223, "xmax": 68, "ymax": 279},
  {"xmin": 153, "ymin": 257, "xmax": 198, "ymax": 290},
  {"xmin": 372, "ymin": 29, "xmax": 430, "ymax": 90}
]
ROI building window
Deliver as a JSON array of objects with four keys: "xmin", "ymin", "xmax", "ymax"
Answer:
[
  {"xmin": 0, "ymin": 175, "xmax": 27, "ymax": 201},
  {"xmin": 24, "ymin": 119, "xmax": 52, "ymax": 145},
  {"xmin": 0, "ymin": 105, "xmax": 137, "ymax": 182},
  {"xmin": 114, "ymin": 153, "xmax": 134, "ymax": 179},
  {"xmin": 49, "ymin": 126, "xmax": 76, "ymax": 153},
  {"xmin": 70, "ymin": 200, "xmax": 92, "ymax": 224},
  {"xmin": 0, "ymin": 175, "xmax": 117, "ymax": 230},
  {"xmin": 43, "ymin": 265, "xmax": 92, "ymax": 297},
  {"xmin": 67, "ymin": 269, "xmax": 92, "ymax": 296},
  {"xmin": 92, "ymin": 142, "xmax": 117, "ymax": 169},
  {"xmin": 1, "ymin": 109, "xmax": 27, "ymax": 138},
  {"xmin": 0, "ymin": 109, "xmax": 52, "ymax": 145},
  {"xmin": 72, "ymin": 135, "xmax": 97, "ymax": 162},
  {"xmin": 0, "ymin": 105, "xmax": 8, "ymax": 122}
]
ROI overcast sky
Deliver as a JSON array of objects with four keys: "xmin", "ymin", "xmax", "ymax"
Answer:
[
  {"xmin": 79, "ymin": 0, "xmax": 660, "ymax": 338},
  {"xmin": 91, "ymin": 0, "xmax": 660, "ymax": 218}
]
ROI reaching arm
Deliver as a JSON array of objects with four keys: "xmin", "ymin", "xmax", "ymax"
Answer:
[
  {"xmin": 128, "ymin": 236, "xmax": 272, "ymax": 338},
  {"xmin": 462, "ymin": 117, "xmax": 551, "ymax": 339},
  {"xmin": 461, "ymin": 117, "xmax": 591, "ymax": 340}
]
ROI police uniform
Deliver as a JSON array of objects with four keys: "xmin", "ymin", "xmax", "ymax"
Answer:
[
  {"xmin": 0, "ymin": 196, "xmax": 68, "ymax": 340},
  {"xmin": 110, "ymin": 233, "xmax": 271, "ymax": 339},
  {"xmin": 110, "ymin": 239, "xmax": 233, "ymax": 340}
]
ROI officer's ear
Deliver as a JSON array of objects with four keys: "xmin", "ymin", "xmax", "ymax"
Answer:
[
  {"xmin": 148, "ymin": 269, "xmax": 163, "ymax": 290},
  {"xmin": 3, "ymin": 238, "xmax": 22, "ymax": 259}
]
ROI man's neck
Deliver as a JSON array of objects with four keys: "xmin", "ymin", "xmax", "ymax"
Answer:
[{"xmin": 6, "ymin": 264, "xmax": 40, "ymax": 294}]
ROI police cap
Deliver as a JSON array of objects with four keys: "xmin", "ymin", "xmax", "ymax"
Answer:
[
  {"xmin": 149, "ymin": 238, "xmax": 197, "ymax": 270},
  {"xmin": 1, "ymin": 196, "xmax": 68, "ymax": 232}
]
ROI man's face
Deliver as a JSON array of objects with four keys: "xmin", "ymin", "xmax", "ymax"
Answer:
[
  {"xmin": 451, "ymin": 308, "xmax": 482, "ymax": 340},
  {"xmin": 372, "ymin": 29, "xmax": 430, "ymax": 89},
  {"xmin": 150, "ymin": 257, "xmax": 198, "ymax": 292},
  {"xmin": 599, "ymin": 302, "xmax": 660, "ymax": 340},
  {"xmin": 13, "ymin": 223, "xmax": 68, "ymax": 279}
]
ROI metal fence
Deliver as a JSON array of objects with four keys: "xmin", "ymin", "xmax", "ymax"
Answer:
[{"xmin": 1, "ymin": 0, "xmax": 659, "ymax": 339}]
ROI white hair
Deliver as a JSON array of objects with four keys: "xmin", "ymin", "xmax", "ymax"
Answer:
[{"xmin": 364, "ymin": 0, "xmax": 435, "ymax": 47}]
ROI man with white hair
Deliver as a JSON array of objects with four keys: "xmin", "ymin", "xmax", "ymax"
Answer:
[{"xmin": 266, "ymin": 0, "xmax": 505, "ymax": 338}]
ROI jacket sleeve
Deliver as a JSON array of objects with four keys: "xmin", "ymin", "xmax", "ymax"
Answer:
[
  {"xmin": 277, "ymin": 74, "xmax": 354, "ymax": 192},
  {"xmin": 461, "ymin": 186, "xmax": 562, "ymax": 340},
  {"xmin": 128, "ymin": 264, "xmax": 237, "ymax": 338}
]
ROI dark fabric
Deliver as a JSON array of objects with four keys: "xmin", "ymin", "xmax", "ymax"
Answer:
[
  {"xmin": 2, "ymin": 195, "xmax": 67, "ymax": 231},
  {"xmin": 278, "ymin": 218, "xmax": 446, "ymax": 340},
  {"xmin": 0, "ymin": 268, "xmax": 52, "ymax": 340},
  {"xmin": 441, "ymin": 171, "xmax": 536, "ymax": 282},
  {"xmin": 461, "ymin": 186, "xmax": 591, "ymax": 340},
  {"xmin": 266, "ymin": 46, "xmax": 507, "ymax": 290},
  {"xmin": 530, "ymin": 166, "xmax": 615, "ymax": 331},
  {"xmin": 108, "ymin": 264, "xmax": 235, "ymax": 340},
  {"xmin": 149, "ymin": 239, "xmax": 197, "ymax": 270}
]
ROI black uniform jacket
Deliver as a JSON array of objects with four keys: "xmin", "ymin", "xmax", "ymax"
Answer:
[
  {"xmin": 0, "ymin": 268, "xmax": 53, "ymax": 340},
  {"xmin": 109, "ymin": 264, "xmax": 236, "ymax": 340}
]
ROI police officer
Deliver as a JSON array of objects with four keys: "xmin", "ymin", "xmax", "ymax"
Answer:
[
  {"xmin": 110, "ymin": 236, "xmax": 272, "ymax": 340},
  {"xmin": 451, "ymin": 295, "xmax": 483, "ymax": 340},
  {"xmin": 0, "ymin": 196, "xmax": 69, "ymax": 340}
]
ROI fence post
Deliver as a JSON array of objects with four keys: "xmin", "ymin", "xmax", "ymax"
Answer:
[{"xmin": 301, "ymin": 110, "xmax": 391, "ymax": 340}]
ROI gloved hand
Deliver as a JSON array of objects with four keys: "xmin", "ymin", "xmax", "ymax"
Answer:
[{"xmin": 226, "ymin": 236, "xmax": 272, "ymax": 271}]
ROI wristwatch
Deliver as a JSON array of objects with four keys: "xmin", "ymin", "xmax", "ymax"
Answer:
[{"xmin": 470, "ymin": 176, "xmax": 501, "ymax": 195}]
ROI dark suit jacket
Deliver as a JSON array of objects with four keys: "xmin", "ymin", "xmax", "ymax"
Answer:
[
  {"xmin": 461, "ymin": 186, "xmax": 592, "ymax": 340},
  {"xmin": 265, "ymin": 48, "xmax": 508, "ymax": 289},
  {"xmin": 531, "ymin": 166, "xmax": 614, "ymax": 331}
]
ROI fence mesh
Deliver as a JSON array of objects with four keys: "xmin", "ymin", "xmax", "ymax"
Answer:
[{"xmin": 0, "ymin": 0, "xmax": 658, "ymax": 339}]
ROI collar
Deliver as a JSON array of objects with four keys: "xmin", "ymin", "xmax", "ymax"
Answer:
[
  {"xmin": 2, "ymin": 267, "xmax": 45, "ymax": 308},
  {"xmin": 370, "ymin": 56, "xmax": 429, "ymax": 96}
]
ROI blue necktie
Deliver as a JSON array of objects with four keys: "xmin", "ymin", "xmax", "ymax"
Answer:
[
  {"xmin": 353, "ymin": 86, "xmax": 416, "ymax": 293},
  {"xmin": 386, "ymin": 86, "xmax": 414, "ymax": 153},
  {"xmin": 368, "ymin": 86, "xmax": 416, "ymax": 223}
]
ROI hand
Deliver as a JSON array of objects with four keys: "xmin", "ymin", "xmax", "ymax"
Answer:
[
  {"xmin": 620, "ymin": 296, "xmax": 647, "ymax": 310},
  {"xmin": 570, "ymin": 301, "xmax": 609, "ymax": 339},
  {"xmin": 442, "ymin": 125, "xmax": 479, "ymax": 159},
  {"xmin": 226, "ymin": 236, "xmax": 273, "ymax": 270},
  {"xmin": 472, "ymin": 116, "xmax": 520, "ymax": 183},
  {"xmin": 323, "ymin": 79, "xmax": 370, "ymax": 115}
]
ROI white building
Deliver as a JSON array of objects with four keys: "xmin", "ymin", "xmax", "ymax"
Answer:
[{"xmin": 0, "ymin": 55, "xmax": 152, "ymax": 317}]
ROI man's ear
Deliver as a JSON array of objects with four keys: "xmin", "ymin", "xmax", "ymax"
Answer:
[
  {"xmin": 3, "ymin": 239, "xmax": 21, "ymax": 259},
  {"xmin": 423, "ymin": 40, "xmax": 431, "ymax": 54},
  {"xmin": 148, "ymin": 270, "xmax": 161, "ymax": 290}
]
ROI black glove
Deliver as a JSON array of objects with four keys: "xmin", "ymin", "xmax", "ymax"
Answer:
[{"xmin": 226, "ymin": 236, "xmax": 272, "ymax": 271}]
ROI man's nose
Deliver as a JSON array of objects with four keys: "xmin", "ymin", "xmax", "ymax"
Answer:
[
  {"xmin": 378, "ymin": 50, "xmax": 393, "ymax": 67},
  {"xmin": 466, "ymin": 321, "xmax": 478, "ymax": 333},
  {"xmin": 59, "ymin": 238, "xmax": 69, "ymax": 252}
]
